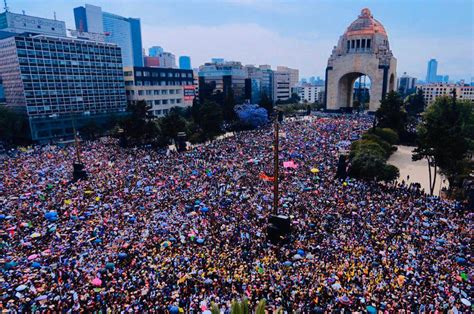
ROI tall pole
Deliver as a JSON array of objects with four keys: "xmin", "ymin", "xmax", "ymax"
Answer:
[
  {"xmin": 273, "ymin": 114, "xmax": 279, "ymax": 215},
  {"xmin": 72, "ymin": 119, "xmax": 82, "ymax": 164}
]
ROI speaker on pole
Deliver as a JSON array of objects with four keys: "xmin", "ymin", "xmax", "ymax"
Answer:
[
  {"xmin": 177, "ymin": 132, "xmax": 187, "ymax": 152},
  {"xmin": 278, "ymin": 111, "xmax": 284, "ymax": 123},
  {"xmin": 267, "ymin": 215, "xmax": 290, "ymax": 244},
  {"xmin": 73, "ymin": 163, "xmax": 87, "ymax": 181}
]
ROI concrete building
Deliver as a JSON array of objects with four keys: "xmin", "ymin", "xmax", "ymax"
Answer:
[
  {"xmin": 245, "ymin": 64, "xmax": 273, "ymax": 103},
  {"xmin": 0, "ymin": 11, "xmax": 67, "ymax": 37},
  {"xmin": 198, "ymin": 60, "xmax": 249, "ymax": 105},
  {"xmin": 397, "ymin": 72, "xmax": 417, "ymax": 95},
  {"xmin": 0, "ymin": 32, "xmax": 126, "ymax": 141},
  {"xmin": 325, "ymin": 8, "xmax": 397, "ymax": 112},
  {"xmin": 179, "ymin": 56, "xmax": 191, "ymax": 70},
  {"xmin": 144, "ymin": 56, "xmax": 160, "ymax": 67},
  {"xmin": 276, "ymin": 66, "xmax": 299, "ymax": 88},
  {"xmin": 418, "ymin": 83, "xmax": 474, "ymax": 105},
  {"xmin": 157, "ymin": 52, "xmax": 176, "ymax": 68},
  {"xmin": 124, "ymin": 66, "xmax": 194, "ymax": 117},
  {"xmin": 74, "ymin": 4, "xmax": 143, "ymax": 67},
  {"xmin": 295, "ymin": 84, "xmax": 325, "ymax": 103},
  {"xmin": 273, "ymin": 70, "xmax": 291, "ymax": 102}
]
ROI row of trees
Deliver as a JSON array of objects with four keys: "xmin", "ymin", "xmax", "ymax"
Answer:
[
  {"xmin": 374, "ymin": 90, "xmax": 473, "ymax": 197},
  {"xmin": 0, "ymin": 106, "xmax": 30, "ymax": 146}
]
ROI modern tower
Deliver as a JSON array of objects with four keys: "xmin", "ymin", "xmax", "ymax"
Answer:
[
  {"xmin": 426, "ymin": 59, "xmax": 438, "ymax": 83},
  {"xmin": 74, "ymin": 4, "xmax": 143, "ymax": 67},
  {"xmin": 179, "ymin": 56, "xmax": 192, "ymax": 70}
]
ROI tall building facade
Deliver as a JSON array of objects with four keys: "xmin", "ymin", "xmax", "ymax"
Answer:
[
  {"xmin": 74, "ymin": 4, "xmax": 143, "ymax": 67},
  {"xmin": 397, "ymin": 72, "xmax": 417, "ymax": 95},
  {"xmin": 198, "ymin": 60, "xmax": 249, "ymax": 105},
  {"xmin": 0, "ymin": 33, "xmax": 126, "ymax": 141},
  {"xmin": 148, "ymin": 46, "xmax": 163, "ymax": 57},
  {"xmin": 124, "ymin": 66, "xmax": 194, "ymax": 117},
  {"xmin": 0, "ymin": 11, "xmax": 67, "ymax": 37},
  {"xmin": 179, "ymin": 56, "xmax": 191, "ymax": 70},
  {"xmin": 276, "ymin": 66, "xmax": 299, "ymax": 88},
  {"xmin": 273, "ymin": 71, "xmax": 291, "ymax": 102},
  {"xmin": 245, "ymin": 64, "xmax": 273, "ymax": 103},
  {"xmin": 295, "ymin": 84, "xmax": 324, "ymax": 103},
  {"xmin": 426, "ymin": 59, "xmax": 438, "ymax": 83},
  {"xmin": 157, "ymin": 52, "xmax": 176, "ymax": 68},
  {"xmin": 418, "ymin": 83, "xmax": 474, "ymax": 105}
]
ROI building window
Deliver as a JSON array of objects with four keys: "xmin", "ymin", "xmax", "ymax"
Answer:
[{"xmin": 366, "ymin": 39, "xmax": 371, "ymax": 49}]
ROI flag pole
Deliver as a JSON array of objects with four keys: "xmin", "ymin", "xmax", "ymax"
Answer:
[{"xmin": 273, "ymin": 113, "xmax": 279, "ymax": 215}]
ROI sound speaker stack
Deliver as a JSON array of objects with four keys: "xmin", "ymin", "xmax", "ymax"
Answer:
[
  {"xmin": 73, "ymin": 163, "xmax": 87, "ymax": 181},
  {"xmin": 267, "ymin": 215, "xmax": 291, "ymax": 244}
]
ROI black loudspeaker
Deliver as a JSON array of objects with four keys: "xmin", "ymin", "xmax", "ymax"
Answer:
[
  {"xmin": 177, "ymin": 132, "xmax": 187, "ymax": 152},
  {"xmin": 73, "ymin": 163, "xmax": 87, "ymax": 181},
  {"xmin": 267, "ymin": 215, "xmax": 291, "ymax": 244},
  {"xmin": 306, "ymin": 105, "xmax": 311, "ymax": 116},
  {"xmin": 335, "ymin": 155, "xmax": 347, "ymax": 179},
  {"xmin": 278, "ymin": 111, "xmax": 284, "ymax": 123},
  {"xmin": 269, "ymin": 215, "xmax": 291, "ymax": 233}
]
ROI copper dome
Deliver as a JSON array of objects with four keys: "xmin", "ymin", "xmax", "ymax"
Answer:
[{"xmin": 345, "ymin": 8, "xmax": 387, "ymax": 37}]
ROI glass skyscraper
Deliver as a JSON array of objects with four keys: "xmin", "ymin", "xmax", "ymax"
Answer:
[
  {"xmin": 426, "ymin": 59, "xmax": 438, "ymax": 83},
  {"xmin": 74, "ymin": 4, "xmax": 143, "ymax": 67},
  {"xmin": 0, "ymin": 33, "xmax": 127, "ymax": 141},
  {"xmin": 179, "ymin": 56, "xmax": 191, "ymax": 70}
]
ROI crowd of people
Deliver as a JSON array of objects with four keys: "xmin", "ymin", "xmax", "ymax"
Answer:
[{"xmin": 1, "ymin": 114, "xmax": 471, "ymax": 312}]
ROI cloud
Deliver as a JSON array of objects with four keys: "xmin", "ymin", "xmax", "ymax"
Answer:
[{"xmin": 142, "ymin": 23, "xmax": 333, "ymax": 77}]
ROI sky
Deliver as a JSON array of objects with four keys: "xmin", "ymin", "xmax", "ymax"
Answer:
[{"xmin": 7, "ymin": 0, "xmax": 474, "ymax": 81}]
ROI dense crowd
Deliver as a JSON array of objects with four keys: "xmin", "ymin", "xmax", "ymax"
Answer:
[{"xmin": 1, "ymin": 115, "xmax": 471, "ymax": 312}]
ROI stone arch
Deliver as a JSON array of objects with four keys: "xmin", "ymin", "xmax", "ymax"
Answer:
[{"xmin": 336, "ymin": 72, "xmax": 373, "ymax": 109}]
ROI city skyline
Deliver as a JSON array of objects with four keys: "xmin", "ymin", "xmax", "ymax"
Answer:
[{"xmin": 5, "ymin": 0, "xmax": 474, "ymax": 81}]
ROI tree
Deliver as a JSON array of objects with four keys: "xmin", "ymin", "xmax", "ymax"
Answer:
[
  {"xmin": 259, "ymin": 92, "xmax": 273, "ymax": 116},
  {"xmin": 0, "ymin": 106, "xmax": 30, "ymax": 145},
  {"xmin": 375, "ymin": 91, "xmax": 407, "ymax": 135},
  {"xmin": 198, "ymin": 100, "xmax": 223, "ymax": 138},
  {"xmin": 413, "ymin": 96, "xmax": 473, "ymax": 195},
  {"xmin": 405, "ymin": 88, "xmax": 425, "ymax": 116},
  {"xmin": 235, "ymin": 104, "xmax": 269, "ymax": 128},
  {"xmin": 223, "ymin": 88, "xmax": 237, "ymax": 121},
  {"xmin": 159, "ymin": 107, "xmax": 188, "ymax": 141},
  {"xmin": 80, "ymin": 120, "xmax": 103, "ymax": 140},
  {"xmin": 120, "ymin": 100, "xmax": 162, "ymax": 146}
]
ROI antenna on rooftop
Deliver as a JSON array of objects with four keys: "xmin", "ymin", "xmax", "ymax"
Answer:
[
  {"xmin": 4, "ymin": 0, "xmax": 9, "ymax": 12},
  {"xmin": 22, "ymin": 10, "xmax": 25, "ymax": 15},
  {"xmin": 54, "ymin": 11, "xmax": 56, "ymax": 20}
]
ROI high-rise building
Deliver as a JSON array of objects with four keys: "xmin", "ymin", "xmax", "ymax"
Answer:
[
  {"xmin": 124, "ymin": 66, "xmax": 194, "ymax": 117},
  {"xmin": 0, "ymin": 32, "xmax": 127, "ymax": 141},
  {"xmin": 149, "ymin": 46, "xmax": 163, "ymax": 57},
  {"xmin": 74, "ymin": 4, "xmax": 143, "ymax": 67},
  {"xmin": 158, "ymin": 52, "xmax": 176, "ymax": 68},
  {"xmin": 277, "ymin": 66, "xmax": 299, "ymax": 88},
  {"xmin": 426, "ymin": 59, "xmax": 438, "ymax": 83},
  {"xmin": 273, "ymin": 71, "xmax": 291, "ymax": 102},
  {"xmin": 198, "ymin": 60, "xmax": 249, "ymax": 105},
  {"xmin": 295, "ymin": 84, "xmax": 324, "ymax": 104},
  {"xmin": 0, "ymin": 11, "xmax": 67, "ymax": 37},
  {"xmin": 397, "ymin": 72, "xmax": 417, "ymax": 95},
  {"xmin": 245, "ymin": 64, "xmax": 273, "ymax": 103},
  {"xmin": 179, "ymin": 56, "xmax": 191, "ymax": 70},
  {"xmin": 418, "ymin": 83, "xmax": 474, "ymax": 105}
]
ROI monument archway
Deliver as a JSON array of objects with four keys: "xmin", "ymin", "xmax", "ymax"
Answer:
[
  {"xmin": 325, "ymin": 8, "xmax": 397, "ymax": 112},
  {"xmin": 337, "ymin": 72, "xmax": 372, "ymax": 110}
]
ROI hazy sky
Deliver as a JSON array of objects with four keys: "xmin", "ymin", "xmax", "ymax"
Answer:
[{"xmin": 8, "ymin": 0, "xmax": 474, "ymax": 80}]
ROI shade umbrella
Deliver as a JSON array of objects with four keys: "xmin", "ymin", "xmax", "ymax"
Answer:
[
  {"xmin": 367, "ymin": 305, "xmax": 377, "ymax": 314},
  {"xmin": 16, "ymin": 285, "xmax": 28, "ymax": 291},
  {"xmin": 283, "ymin": 261, "xmax": 292, "ymax": 266},
  {"xmin": 31, "ymin": 262, "xmax": 41, "ymax": 269},
  {"xmin": 27, "ymin": 254, "xmax": 39, "ymax": 260},
  {"xmin": 118, "ymin": 252, "xmax": 127, "ymax": 259},
  {"xmin": 91, "ymin": 278, "xmax": 102, "ymax": 286},
  {"xmin": 31, "ymin": 232, "xmax": 41, "ymax": 238},
  {"xmin": 196, "ymin": 238, "xmax": 205, "ymax": 244},
  {"xmin": 200, "ymin": 207, "xmax": 209, "ymax": 213},
  {"xmin": 310, "ymin": 168, "xmax": 319, "ymax": 173},
  {"xmin": 35, "ymin": 295, "xmax": 48, "ymax": 301},
  {"xmin": 169, "ymin": 305, "xmax": 179, "ymax": 314}
]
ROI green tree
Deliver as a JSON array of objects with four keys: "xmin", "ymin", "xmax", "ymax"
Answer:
[
  {"xmin": 0, "ymin": 106, "xmax": 30, "ymax": 145},
  {"xmin": 375, "ymin": 91, "xmax": 407, "ymax": 134},
  {"xmin": 80, "ymin": 120, "xmax": 103, "ymax": 140},
  {"xmin": 405, "ymin": 88, "xmax": 425, "ymax": 116},
  {"xmin": 259, "ymin": 92, "xmax": 273, "ymax": 116},
  {"xmin": 413, "ymin": 96, "xmax": 473, "ymax": 195},
  {"xmin": 120, "ymin": 100, "xmax": 162, "ymax": 146},
  {"xmin": 159, "ymin": 107, "xmax": 188, "ymax": 141},
  {"xmin": 199, "ymin": 100, "xmax": 223, "ymax": 138},
  {"xmin": 223, "ymin": 88, "xmax": 237, "ymax": 121}
]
